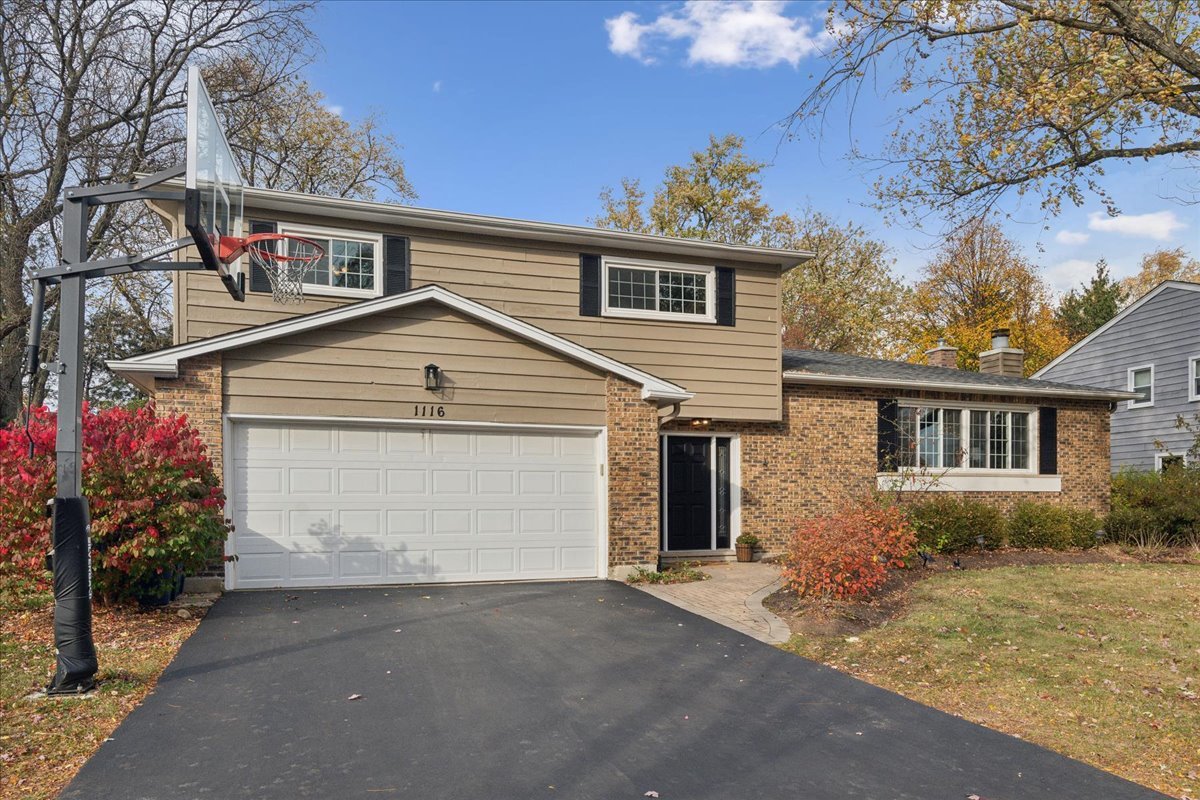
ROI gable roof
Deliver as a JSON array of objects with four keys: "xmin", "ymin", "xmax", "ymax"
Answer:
[
  {"xmin": 1032, "ymin": 280, "xmax": 1200, "ymax": 378},
  {"xmin": 108, "ymin": 285, "xmax": 694, "ymax": 404},
  {"xmin": 236, "ymin": 185, "xmax": 812, "ymax": 269},
  {"xmin": 783, "ymin": 349, "xmax": 1135, "ymax": 401}
]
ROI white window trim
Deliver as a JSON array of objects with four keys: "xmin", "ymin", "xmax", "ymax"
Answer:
[
  {"xmin": 601, "ymin": 256, "xmax": 716, "ymax": 323},
  {"xmin": 1189, "ymin": 356, "xmax": 1200, "ymax": 403},
  {"xmin": 276, "ymin": 222, "xmax": 385, "ymax": 300},
  {"xmin": 877, "ymin": 473, "xmax": 1061, "ymax": 493},
  {"xmin": 896, "ymin": 399, "xmax": 1038, "ymax": 475},
  {"xmin": 1127, "ymin": 364, "xmax": 1154, "ymax": 408},
  {"xmin": 1154, "ymin": 452, "xmax": 1189, "ymax": 471}
]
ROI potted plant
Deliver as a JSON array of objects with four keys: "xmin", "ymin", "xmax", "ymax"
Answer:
[{"xmin": 735, "ymin": 533, "xmax": 759, "ymax": 563}]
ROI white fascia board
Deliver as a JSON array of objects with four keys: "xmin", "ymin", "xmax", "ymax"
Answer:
[
  {"xmin": 783, "ymin": 371, "xmax": 1137, "ymax": 401},
  {"xmin": 108, "ymin": 285, "xmax": 693, "ymax": 404},
  {"xmin": 141, "ymin": 177, "xmax": 812, "ymax": 269},
  {"xmin": 241, "ymin": 185, "xmax": 812, "ymax": 270},
  {"xmin": 1032, "ymin": 280, "xmax": 1200, "ymax": 377}
]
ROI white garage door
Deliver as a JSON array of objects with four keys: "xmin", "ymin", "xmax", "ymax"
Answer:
[{"xmin": 229, "ymin": 421, "xmax": 602, "ymax": 588}]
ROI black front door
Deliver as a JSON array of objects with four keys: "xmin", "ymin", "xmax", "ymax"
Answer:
[{"xmin": 665, "ymin": 436, "xmax": 712, "ymax": 550}]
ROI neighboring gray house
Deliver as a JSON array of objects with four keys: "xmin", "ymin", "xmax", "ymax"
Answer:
[{"xmin": 1034, "ymin": 280, "xmax": 1200, "ymax": 471}]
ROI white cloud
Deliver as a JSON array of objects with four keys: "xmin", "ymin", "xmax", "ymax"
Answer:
[
  {"xmin": 432, "ymin": 80, "xmax": 443, "ymax": 93},
  {"xmin": 325, "ymin": 104, "xmax": 344, "ymax": 117},
  {"xmin": 1046, "ymin": 259, "xmax": 1096, "ymax": 294},
  {"xmin": 605, "ymin": 1, "xmax": 829, "ymax": 68},
  {"xmin": 1054, "ymin": 229, "xmax": 1089, "ymax": 245},
  {"xmin": 1086, "ymin": 210, "xmax": 1186, "ymax": 241}
]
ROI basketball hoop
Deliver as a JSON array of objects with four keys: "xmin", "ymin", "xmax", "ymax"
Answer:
[{"xmin": 222, "ymin": 233, "xmax": 325, "ymax": 304}]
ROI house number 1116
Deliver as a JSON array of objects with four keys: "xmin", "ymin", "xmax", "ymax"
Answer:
[{"xmin": 413, "ymin": 404, "xmax": 445, "ymax": 418}]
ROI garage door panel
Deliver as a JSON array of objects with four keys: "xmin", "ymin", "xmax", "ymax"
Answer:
[
  {"xmin": 231, "ymin": 423, "xmax": 601, "ymax": 588},
  {"xmin": 340, "ymin": 551, "xmax": 384, "ymax": 579},
  {"xmin": 388, "ymin": 549, "xmax": 430, "ymax": 578},
  {"xmin": 431, "ymin": 548, "xmax": 473, "ymax": 576},
  {"xmin": 431, "ymin": 469, "xmax": 472, "ymax": 494},
  {"xmin": 477, "ymin": 548, "xmax": 515, "ymax": 574},
  {"xmin": 290, "ymin": 468, "xmax": 332, "ymax": 494},
  {"xmin": 519, "ymin": 547, "xmax": 557, "ymax": 572},
  {"xmin": 561, "ymin": 547, "xmax": 598, "ymax": 571},
  {"xmin": 430, "ymin": 432, "xmax": 471, "ymax": 455},
  {"xmin": 289, "ymin": 427, "xmax": 332, "ymax": 452}
]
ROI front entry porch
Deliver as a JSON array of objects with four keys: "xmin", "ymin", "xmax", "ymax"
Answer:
[{"xmin": 660, "ymin": 434, "xmax": 739, "ymax": 562}]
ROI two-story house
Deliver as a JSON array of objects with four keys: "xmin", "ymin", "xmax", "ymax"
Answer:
[
  {"xmin": 1034, "ymin": 280, "xmax": 1200, "ymax": 471},
  {"xmin": 111, "ymin": 187, "xmax": 1130, "ymax": 589}
]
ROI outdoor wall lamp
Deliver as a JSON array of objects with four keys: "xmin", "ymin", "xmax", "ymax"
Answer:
[{"xmin": 423, "ymin": 363, "xmax": 442, "ymax": 391}]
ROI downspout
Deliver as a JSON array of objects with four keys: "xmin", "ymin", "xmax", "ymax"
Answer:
[{"xmin": 659, "ymin": 402, "xmax": 681, "ymax": 426}]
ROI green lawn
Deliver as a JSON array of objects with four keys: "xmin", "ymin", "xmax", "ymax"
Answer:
[
  {"xmin": 783, "ymin": 563, "xmax": 1199, "ymax": 799},
  {"xmin": 0, "ymin": 579, "xmax": 200, "ymax": 800}
]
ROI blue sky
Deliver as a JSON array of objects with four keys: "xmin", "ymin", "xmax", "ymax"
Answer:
[{"xmin": 305, "ymin": 0, "xmax": 1199, "ymax": 292}]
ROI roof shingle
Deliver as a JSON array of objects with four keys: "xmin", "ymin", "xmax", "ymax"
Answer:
[{"xmin": 782, "ymin": 349, "xmax": 1134, "ymax": 400}]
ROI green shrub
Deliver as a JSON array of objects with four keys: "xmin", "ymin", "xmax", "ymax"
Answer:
[
  {"xmin": 906, "ymin": 496, "xmax": 1005, "ymax": 552},
  {"xmin": 1108, "ymin": 468, "xmax": 1200, "ymax": 546},
  {"xmin": 1007, "ymin": 502, "xmax": 1102, "ymax": 549}
]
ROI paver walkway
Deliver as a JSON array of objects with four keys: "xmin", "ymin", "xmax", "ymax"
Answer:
[{"xmin": 633, "ymin": 561, "xmax": 791, "ymax": 644}]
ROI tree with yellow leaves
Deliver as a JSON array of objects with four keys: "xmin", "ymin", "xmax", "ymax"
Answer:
[
  {"xmin": 594, "ymin": 136, "xmax": 907, "ymax": 356},
  {"xmin": 904, "ymin": 219, "xmax": 1067, "ymax": 375},
  {"xmin": 789, "ymin": 1, "xmax": 1200, "ymax": 224},
  {"xmin": 1119, "ymin": 247, "xmax": 1200, "ymax": 303}
]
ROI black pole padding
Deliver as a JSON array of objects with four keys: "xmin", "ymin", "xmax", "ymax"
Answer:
[{"xmin": 46, "ymin": 496, "xmax": 97, "ymax": 695}]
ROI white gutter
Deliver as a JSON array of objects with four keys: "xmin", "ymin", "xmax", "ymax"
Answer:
[
  {"xmin": 144, "ymin": 178, "xmax": 812, "ymax": 270},
  {"xmin": 243, "ymin": 185, "xmax": 811, "ymax": 269},
  {"xmin": 783, "ymin": 371, "xmax": 1137, "ymax": 402}
]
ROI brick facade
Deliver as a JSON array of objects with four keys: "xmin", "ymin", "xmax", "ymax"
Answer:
[
  {"xmin": 153, "ymin": 353, "xmax": 224, "ymax": 477},
  {"xmin": 153, "ymin": 354, "xmax": 225, "ymax": 582},
  {"xmin": 146, "ymin": 354, "xmax": 1113, "ymax": 577},
  {"xmin": 604, "ymin": 375, "xmax": 661, "ymax": 573},
  {"xmin": 664, "ymin": 384, "xmax": 1112, "ymax": 553}
]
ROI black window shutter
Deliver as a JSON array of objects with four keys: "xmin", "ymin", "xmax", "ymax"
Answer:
[
  {"xmin": 384, "ymin": 235, "xmax": 410, "ymax": 295},
  {"xmin": 716, "ymin": 266, "xmax": 735, "ymax": 326},
  {"xmin": 1038, "ymin": 406, "xmax": 1058, "ymax": 475},
  {"xmin": 877, "ymin": 399, "xmax": 900, "ymax": 472},
  {"xmin": 580, "ymin": 254, "xmax": 601, "ymax": 317},
  {"xmin": 247, "ymin": 220, "xmax": 276, "ymax": 293}
]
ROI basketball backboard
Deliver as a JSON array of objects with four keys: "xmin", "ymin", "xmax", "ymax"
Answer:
[{"xmin": 184, "ymin": 65, "xmax": 244, "ymax": 286}]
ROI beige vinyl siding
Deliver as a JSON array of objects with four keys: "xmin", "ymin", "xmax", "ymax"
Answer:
[
  {"xmin": 222, "ymin": 304, "xmax": 607, "ymax": 426},
  {"xmin": 175, "ymin": 207, "xmax": 783, "ymax": 421}
]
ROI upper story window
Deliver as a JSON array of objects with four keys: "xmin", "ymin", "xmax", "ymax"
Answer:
[
  {"xmin": 1190, "ymin": 356, "xmax": 1199, "ymax": 402},
  {"xmin": 897, "ymin": 404, "xmax": 1032, "ymax": 472},
  {"xmin": 602, "ymin": 257, "xmax": 714, "ymax": 322},
  {"xmin": 1128, "ymin": 365, "xmax": 1154, "ymax": 408},
  {"xmin": 279, "ymin": 223, "xmax": 383, "ymax": 299}
]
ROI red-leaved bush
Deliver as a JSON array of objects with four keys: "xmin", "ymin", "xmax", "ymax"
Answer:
[
  {"xmin": 0, "ymin": 404, "xmax": 230, "ymax": 602},
  {"xmin": 782, "ymin": 499, "xmax": 916, "ymax": 600}
]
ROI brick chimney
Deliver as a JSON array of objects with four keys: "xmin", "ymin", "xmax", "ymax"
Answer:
[
  {"xmin": 979, "ymin": 328, "xmax": 1025, "ymax": 377},
  {"xmin": 925, "ymin": 338, "xmax": 958, "ymax": 369}
]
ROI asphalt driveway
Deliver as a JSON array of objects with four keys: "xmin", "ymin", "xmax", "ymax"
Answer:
[{"xmin": 60, "ymin": 581, "xmax": 1165, "ymax": 800}]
